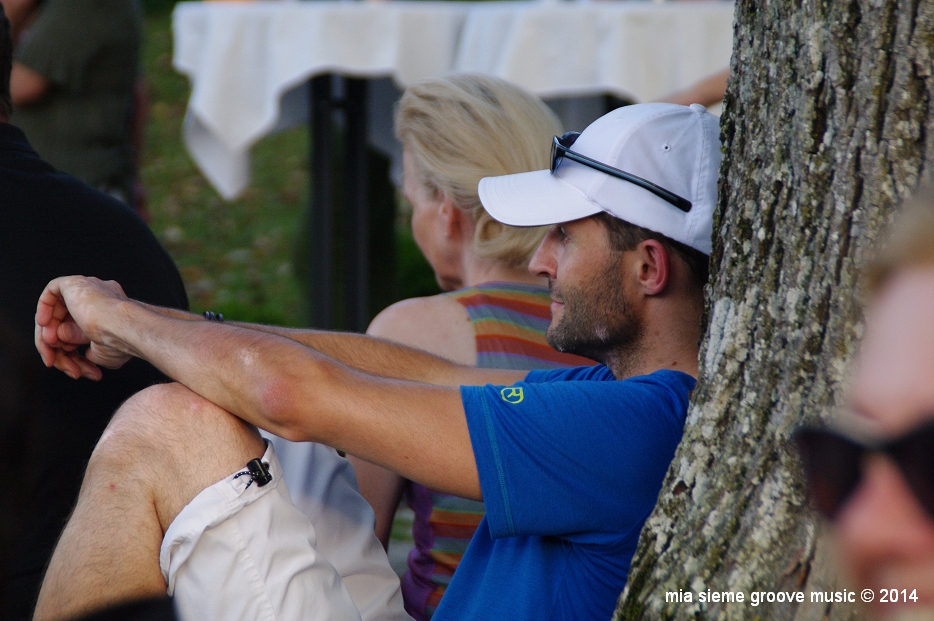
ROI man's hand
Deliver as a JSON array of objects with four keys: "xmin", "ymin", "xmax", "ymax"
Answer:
[{"xmin": 35, "ymin": 276, "xmax": 133, "ymax": 380}]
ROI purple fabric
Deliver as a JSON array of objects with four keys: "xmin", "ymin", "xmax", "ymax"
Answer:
[{"xmin": 401, "ymin": 483, "xmax": 435, "ymax": 621}]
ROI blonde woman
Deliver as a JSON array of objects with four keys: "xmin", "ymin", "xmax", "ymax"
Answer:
[{"xmin": 349, "ymin": 74, "xmax": 595, "ymax": 620}]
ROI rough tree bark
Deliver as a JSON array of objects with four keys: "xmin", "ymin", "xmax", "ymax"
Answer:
[{"xmin": 616, "ymin": 1, "xmax": 934, "ymax": 619}]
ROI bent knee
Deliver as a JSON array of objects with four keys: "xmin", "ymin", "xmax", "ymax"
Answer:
[
  {"xmin": 89, "ymin": 383, "xmax": 267, "ymax": 529},
  {"xmin": 113, "ymin": 382, "xmax": 254, "ymax": 435},
  {"xmin": 95, "ymin": 383, "xmax": 263, "ymax": 473},
  {"xmin": 113, "ymin": 382, "xmax": 222, "ymax": 427}
]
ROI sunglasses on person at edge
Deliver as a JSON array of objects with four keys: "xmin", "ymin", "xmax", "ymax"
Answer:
[
  {"xmin": 794, "ymin": 420, "xmax": 934, "ymax": 521},
  {"xmin": 550, "ymin": 132, "xmax": 693, "ymax": 213}
]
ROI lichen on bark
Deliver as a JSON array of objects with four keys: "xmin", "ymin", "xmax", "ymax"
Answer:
[{"xmin": 615, "ymin": 1, "xmax": 934, "ymax": 619}]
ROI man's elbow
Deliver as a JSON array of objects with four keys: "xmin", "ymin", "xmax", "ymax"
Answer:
[
  {"xmin": 256, "ymin": 374, "xmax": 306, "ymax": 440},
  {"xmin": 256, "ymin": 359, "xmax": 338, "ymax": 443}
]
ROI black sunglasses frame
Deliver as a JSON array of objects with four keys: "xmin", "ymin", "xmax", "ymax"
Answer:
[
  {"xmin": 550, "ymin": 132, "xmax": 693, "ymax": 213},
  {"xmin": 794, "ymin": 421, "xmax": 934, "ymax": 521}
]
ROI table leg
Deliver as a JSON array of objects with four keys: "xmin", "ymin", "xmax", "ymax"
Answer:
[
  {"xmin": 344, "ymin": 78, "xmax": 369, "ymax": 333},
  {"xmin": 309, "ymin": 75, "xmax": 334, "ymax": 328}
]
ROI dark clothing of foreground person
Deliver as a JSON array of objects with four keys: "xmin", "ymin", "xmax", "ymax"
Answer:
[{"xmin": 0, "ymin": 121, "xmax": 188, "ymax": 619}]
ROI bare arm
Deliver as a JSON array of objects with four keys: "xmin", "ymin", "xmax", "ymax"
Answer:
[
  {"xmin": 0, "ymin": 0, "xmax": 39, "ymax": 42},
  {"xmin": 654, "ymin": 68, "xmax": 729, "ymax": 108},
  {"xmin": 1, "ymin": 0, "xmax": 51, "ymax": 106},
  {"xmin": 35, "ymin": 278, "xmax": 527, "ymax": 498},
  {"xmin": 11, "ymin": 62, "xmax": 50, "ymax": 106},
  {"xmin": 243, "ymin": 325, "xmax": 497, "ymax": 387},
  {"xmin": 351, "ymin": 459, "xmax": 405, "ymax": 549},
  {"xmin": 131, "ymin": 300, "xmax": 521, "ymax": 388},
  {"xmin": 348, "ymin": 294, "xmax": 478, "ymax": 547}
]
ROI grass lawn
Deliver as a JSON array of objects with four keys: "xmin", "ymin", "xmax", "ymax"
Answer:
[{"xmin": 141, "ymin": 6, "xmax": 438, "ymax": 327}]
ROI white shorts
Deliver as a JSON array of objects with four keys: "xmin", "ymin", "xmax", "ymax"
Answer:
[{"xmin": 160, "ymin": 442, "xmax": 409, "ymax": 621}]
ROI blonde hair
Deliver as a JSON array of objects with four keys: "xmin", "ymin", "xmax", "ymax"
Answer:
[
  {"xmin": 395, "ymin": 74, "xmax": 562, "ymax": 267},
  {"xmin": 866, "ymin": 183, "xmax": 934, "ymax": 293}
]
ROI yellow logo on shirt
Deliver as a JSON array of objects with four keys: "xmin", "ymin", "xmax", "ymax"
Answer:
[{"xmin": 500, "ymin": 387, "xmax": 524, "ymax": 404}]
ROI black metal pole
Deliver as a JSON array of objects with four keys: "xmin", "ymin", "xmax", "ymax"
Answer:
[
  {"xmin": 309, "ymin": 75, "xmax": 333, "ymax": 328},
  {"xmin": 344, "ymin": 78, "xmax": 369, "ymax": 332}
]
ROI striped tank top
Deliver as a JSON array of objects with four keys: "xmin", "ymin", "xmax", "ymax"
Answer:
[{"xmin": 399, "ymin": 282, "xmax": 595, "ymax": 620}]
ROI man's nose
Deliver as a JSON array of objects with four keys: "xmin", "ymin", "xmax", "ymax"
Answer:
[{"xmin": 528, "ymin": 226, "xmax": 559, "ymax": 279}]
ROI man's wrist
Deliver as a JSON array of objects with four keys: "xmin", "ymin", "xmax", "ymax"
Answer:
[{"xmin": 105, "ymin": 298, "xmax": 149, "ymax": 360}]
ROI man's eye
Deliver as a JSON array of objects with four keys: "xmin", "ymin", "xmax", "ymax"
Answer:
[{"xmin": 556, "ymin": 226, "xmax": 569, "ymax": 240}]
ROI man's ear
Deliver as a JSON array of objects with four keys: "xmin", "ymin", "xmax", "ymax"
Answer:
[{"xmin": 634, "ymin": 239, "xmax": 670, "ymax": 296}]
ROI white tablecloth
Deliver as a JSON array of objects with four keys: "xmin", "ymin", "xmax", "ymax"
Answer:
[{"xmin": 173, "ymin": 1, "xmax": 734, "ymax": 199}]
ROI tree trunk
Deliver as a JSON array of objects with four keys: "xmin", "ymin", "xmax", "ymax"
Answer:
[{"xmin": 616, "ymin": 1, "xmax": 934, "ymax": 619}]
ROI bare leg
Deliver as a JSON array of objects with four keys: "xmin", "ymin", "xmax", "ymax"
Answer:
[{"xmin": 34, "ymin": 383, "xmax": 265, "ymax": 621}]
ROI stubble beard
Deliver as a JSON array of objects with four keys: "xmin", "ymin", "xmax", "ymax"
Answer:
[{"xmin": 545, "ymin": 260, "xmax": 645, "ymax": 370}]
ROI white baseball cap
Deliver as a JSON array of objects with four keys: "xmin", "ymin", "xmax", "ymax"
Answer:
[{"xmin": 478, "ymin": 103, "xmax": 721, "ymax": 254}]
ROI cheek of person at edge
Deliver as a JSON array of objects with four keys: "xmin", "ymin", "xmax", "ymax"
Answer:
[{"xmin": 833, "ymin": 269, "xmax": 934, "ymax": 612}]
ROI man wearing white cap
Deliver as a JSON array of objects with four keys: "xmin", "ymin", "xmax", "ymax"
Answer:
[{"xmin": 33, "ymin": 103, "xmax": 720, "ymax": 621}]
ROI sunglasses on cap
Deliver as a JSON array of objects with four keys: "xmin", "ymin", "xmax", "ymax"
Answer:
[
  {"xmin": 550, "ymin": 132, "xmax": 693, "ymax": 213},
  {"xmin": 793, "ymin": 421, "xmax": 934, "ymax": 520}
]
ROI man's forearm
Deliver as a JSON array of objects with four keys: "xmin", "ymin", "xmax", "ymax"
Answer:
[
  {"xmin": 240, "ymin": 325, "xmax": 515, "ymax": 387},
  {"xmin": 107, "ymin": 300, "xmax": 368, "ymax": 442},
  {"xmin": 107, "ymin": 300, "xmax": 483, "ymax": 497},
  {"xmin": 138, "ymin": 303, "xmax": 521, "ymax": 388},
  {"xmin": 38, "ymin": 277, "xmax": 490, "ymax": 496}
]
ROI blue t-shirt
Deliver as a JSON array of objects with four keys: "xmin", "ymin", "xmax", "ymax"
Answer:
[{"xmin": 434, "ymin": 366, "xmax": 694, "ymax": 621}]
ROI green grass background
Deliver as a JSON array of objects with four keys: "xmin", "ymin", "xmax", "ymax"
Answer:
[{"xmin": 142, "ymin": 5, "xmax": 439, "ymax": 327}]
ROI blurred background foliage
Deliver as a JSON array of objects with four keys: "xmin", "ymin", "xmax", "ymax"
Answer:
[{"xmin": 141, "ymin": 3, "xmax": 439, "ymax": 327}]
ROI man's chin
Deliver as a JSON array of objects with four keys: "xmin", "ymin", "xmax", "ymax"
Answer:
[
  {"xmin": 544, "ymin": 332, "xmax": 562, "ymax": 353},
  {"xmin": 545, "ymin": 313, "xmax": 563, "ymax": 346},
  {"xmin": 546, "ymin": 327, "xmax": 588, "ymax": 358},
  {"xmin": 545, "ymin": 326, "xmax": 570, "ymax": 355}
]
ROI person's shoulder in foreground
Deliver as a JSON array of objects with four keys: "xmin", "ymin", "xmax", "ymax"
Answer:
[{"xmin": 430, "ymin": 101, "xmax": 722, "ymax": 621}]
